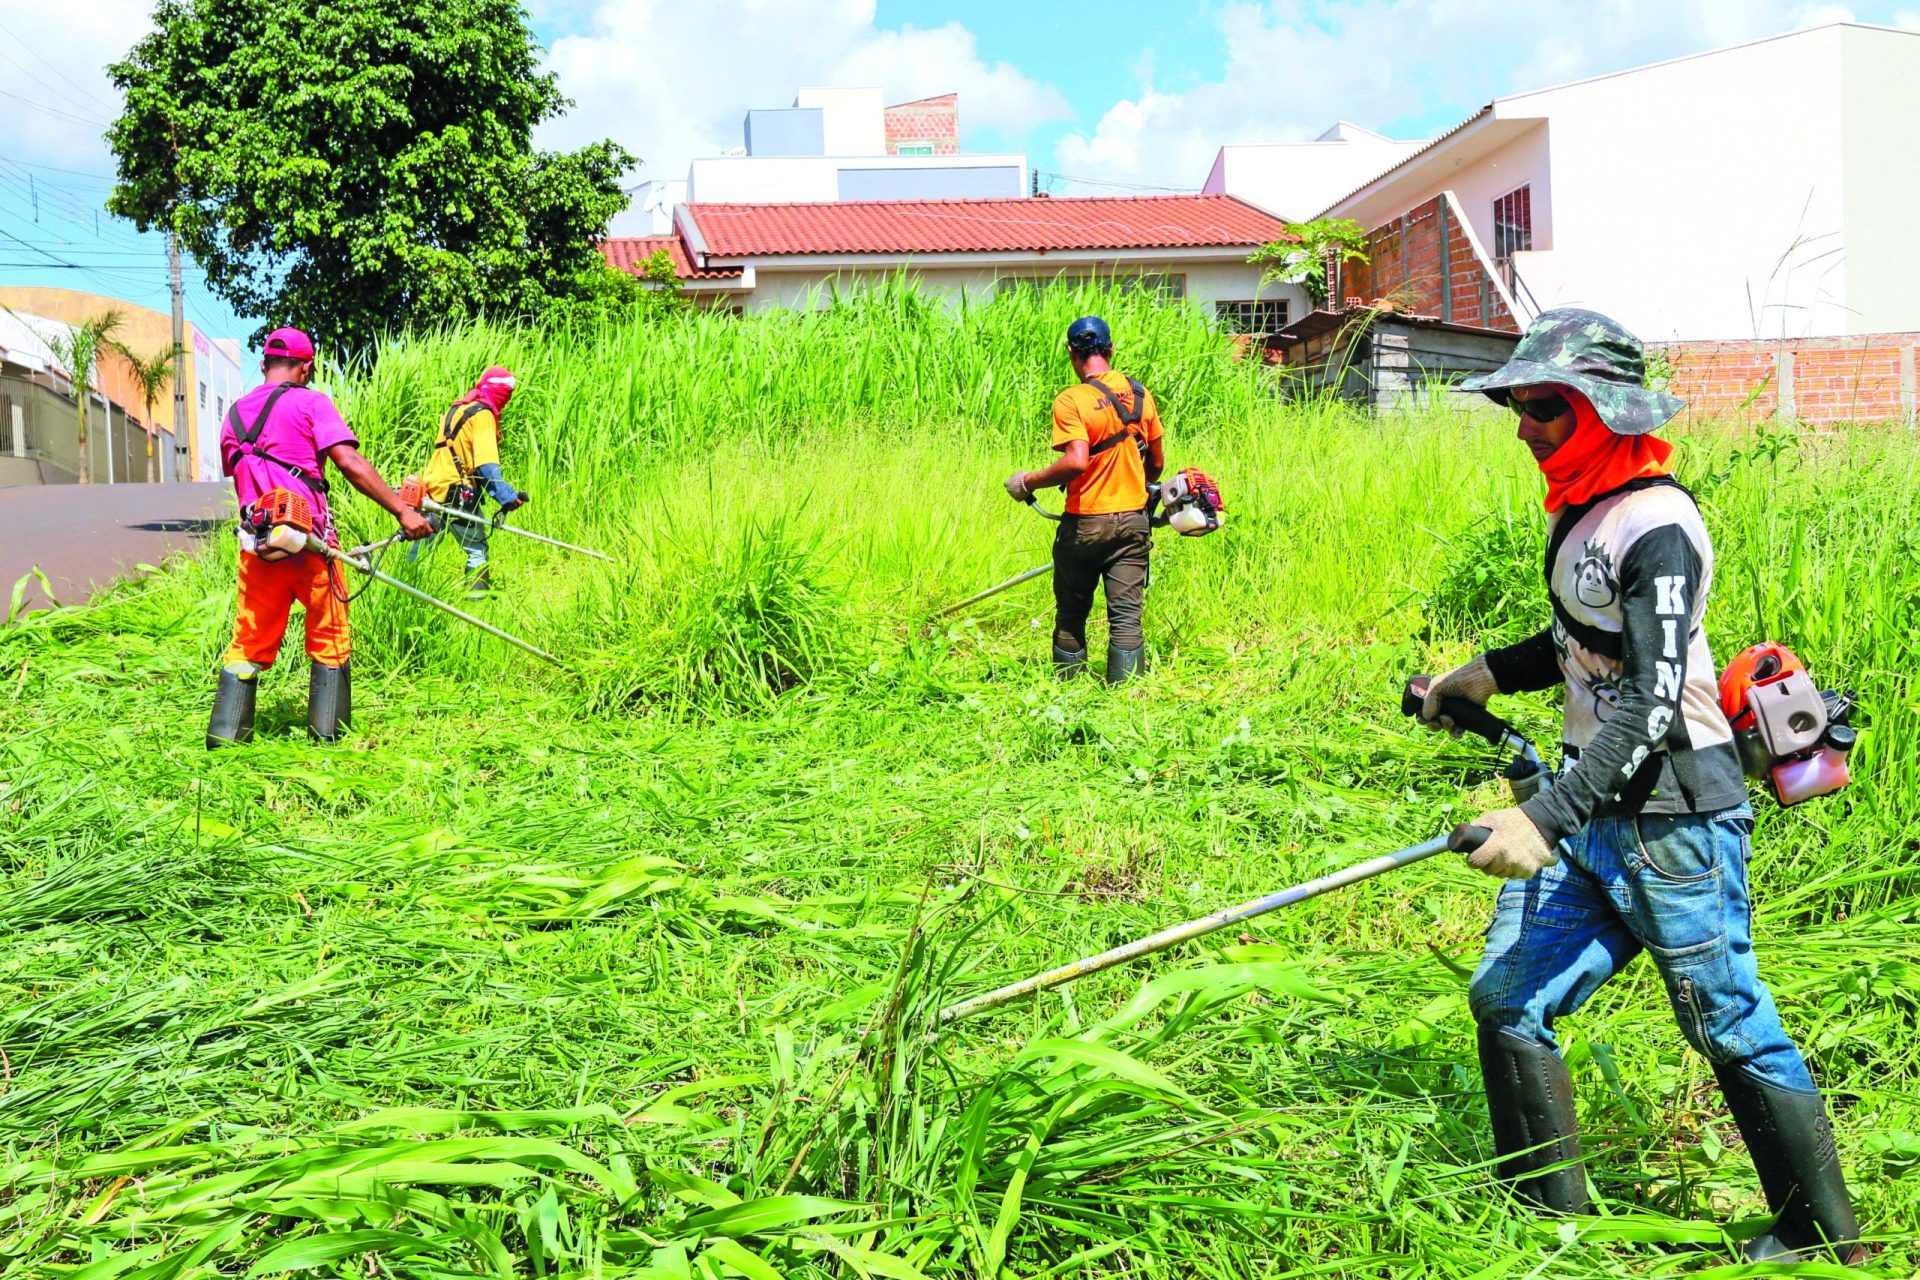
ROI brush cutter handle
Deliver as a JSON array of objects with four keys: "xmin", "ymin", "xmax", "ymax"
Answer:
[
  {"xmin": 1401, "ymin": 675, "xmax": 1515, "ymax": 747},
  {"xmin": 1023, "ymin": 495, "xmax": 1063, "ymax": 522},
  {"xmin": 1448, "ymin": 824, "xmax": 1492, "ymax": 854}
]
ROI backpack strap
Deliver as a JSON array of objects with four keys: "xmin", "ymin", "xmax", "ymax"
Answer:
[
  {"xmin": 226, "ymin": 383, "xmax": 329, "ymax": 495},
  {"xmin": 1082, "ymin": 375, "xmax": 1150, "ymax": 459}
]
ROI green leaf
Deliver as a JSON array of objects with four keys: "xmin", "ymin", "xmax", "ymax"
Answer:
[
  {"xmin": 247, "ymin": 1229, "xmax": 443, "ymax": 1275},
  {"xmin": 681, "ymin": 1195, "xmax": 865, "ymax": 1240}
]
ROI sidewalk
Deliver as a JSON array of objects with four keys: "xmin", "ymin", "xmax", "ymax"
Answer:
[{"xmin": 0, "ymin": 483, "xmax": 232, "ymax": 612}]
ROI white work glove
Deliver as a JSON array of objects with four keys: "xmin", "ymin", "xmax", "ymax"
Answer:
[
  {"xmin": 1463, "ymin": 807, "xmax": 1559, "ymax": 880},
  {"xmin": 1421, "ymin": 654, "xmax": 1499, "ymax": 736},
  {"xmin": 1003, "ymin": 471, "xmax": 1032, "ymax": 501}
]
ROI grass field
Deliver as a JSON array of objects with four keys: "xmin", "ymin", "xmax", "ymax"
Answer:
[{"xmin": 3, "ymin": 287, "xmax": 1916, "ymax": 1277}]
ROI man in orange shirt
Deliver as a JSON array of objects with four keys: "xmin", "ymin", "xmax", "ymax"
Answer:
[{"xmin": 1004, "ymin": 316, "xmax": 1165, "ymax": 684}]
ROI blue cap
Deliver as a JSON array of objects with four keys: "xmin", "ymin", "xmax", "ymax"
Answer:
[{"xmin": 1066, "ymin": 315, "xmax": 1113, "ymax": 355}]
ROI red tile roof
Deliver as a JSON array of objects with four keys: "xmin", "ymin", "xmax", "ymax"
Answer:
[
  {"xmin": 599, "ymin": 235, "xmax": 741, "ymax": 281},
  {"xmin": 684, "ymin": 195, "xmax": 1294, "ymax": 259}
]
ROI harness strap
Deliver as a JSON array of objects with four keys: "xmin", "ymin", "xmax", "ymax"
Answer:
[
  {"xmin": 435, "ymin": 402, "xmax": 490, "ymax": 484},
  {"xmin": 1082, "ymin": 375, "xmax": 1150, "ymax": 460},
  {"xmin": 225, "ymin": 383, "xmax": 329, "ymax": 495}
]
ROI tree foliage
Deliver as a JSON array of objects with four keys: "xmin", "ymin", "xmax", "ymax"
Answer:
[
  {"xmin": 114, "ymin": 342, "xmax": 182, "ymax": 483},
  {"xmin": 106, "ymin": 0, "xmax": 634, "ymax": 354},
  {"xmin": 38, "ymin": 311, "xmax": 124, "ymax": 485},
  {"xmin": 1249, "ymin": 217, "xmax": 1370, "ymax": 308}
]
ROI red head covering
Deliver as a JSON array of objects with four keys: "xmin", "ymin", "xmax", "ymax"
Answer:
[
  {"xmin": 456, "ymin": 366, "xmax": 516, "ymax": 417},
  {"xmin": 1538, "ymin": 391, "xmax": 1673, "ymax": 512}
]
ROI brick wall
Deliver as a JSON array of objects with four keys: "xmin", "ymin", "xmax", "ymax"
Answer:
[
  {"xmin": 1335, "ymin": 194, "xmax": 1518, "ymax": 334},
  {"xmin": 1653, "ymin": 334, "xmax": 1920, "ymax": 423},
  {"xmin": 884, "ymin": 94, "xmax": 960, "ymax": 156}
]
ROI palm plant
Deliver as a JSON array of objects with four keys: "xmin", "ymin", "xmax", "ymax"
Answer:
[
  {"xmin": 40, "ymin": 310, "xmax": 125, "ymax": 484},
  {"xmin": 115, "ymin": 341, "xmax": 182, "ymax": 484}
]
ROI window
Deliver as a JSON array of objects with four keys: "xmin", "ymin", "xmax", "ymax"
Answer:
[
  {"xmin": 216, "ymin": 395, "xmax": 226, "ymax": 422},
  {"xmin": 895, "ymin": 144, "xmax": 934, "ymax": 157},
  {"xmin": 1493, "ymin": 184, "xmax": 1532, "ymax": 260},
  {"xmin": 995, "ymin": 272, "xmax": 1187, "ymax": 300},
  {"xmin": 1214, "ymin": 300, "xmax": 1291, "ymax": 336},
  {"xmin": 198, "ymin": 381, "xmax": 208, "ymax": 409}
]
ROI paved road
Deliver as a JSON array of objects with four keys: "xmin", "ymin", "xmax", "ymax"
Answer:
[{"xmin": 0, "ymin": 483, "xmax": 232, "ymax": 611}]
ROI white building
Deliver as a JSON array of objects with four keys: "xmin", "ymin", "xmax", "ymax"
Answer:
[
  {"xmin": 1316, "ymin": 22, "xmax": 1920, "ymax": 342},
  {"xmin": 602, "ymin": 195, "xmax": 1305, "ymax": 329},
  {"xmin": 614, "ymin": 87, "xmax": 1027, "ymax": 226},
  {"xmin": 1203, "ymin": 122, "xmax": 1428, "ymax": 221}
]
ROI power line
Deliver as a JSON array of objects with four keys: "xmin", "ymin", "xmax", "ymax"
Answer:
[
  {"xmin": 0, "ymin": 19, "xmax": 114, "ymax": 113},
  {"xmin": 1033, "ymin": 169, "xmax": 1201, "ymax": 194},
  {"xmin": 0, "ymin": 88, "xmax": 109, "ymax": 129},
  {"xmin": 0, "ymin": 152, "xmax": 117, "ymax": 183}
]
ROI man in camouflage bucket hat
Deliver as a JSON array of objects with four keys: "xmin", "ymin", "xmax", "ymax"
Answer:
[{"xmin": 1415, "ymin": 308, "xmax": 1867, "ymax": 1263}]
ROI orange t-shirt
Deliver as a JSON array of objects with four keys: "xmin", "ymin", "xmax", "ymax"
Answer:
[{"xmin": 1051, "ymin": 371, "xmax": 1164, "ymax": 515}]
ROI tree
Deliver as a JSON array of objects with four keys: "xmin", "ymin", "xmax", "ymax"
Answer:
[
  {"xmin": 105, "ymin": 0, "xmax": 634, "ymax": 355},
  {"xmin": 115, "ymin": 342, "xmax": 181, "ymax": 484},
  {"xmin": 1249, "ymin": 217, "xmax": 1370, "ymax": 309},
  {"xmin": 40, "ymin": 311, "xmax": 124, "ymax": 485}
]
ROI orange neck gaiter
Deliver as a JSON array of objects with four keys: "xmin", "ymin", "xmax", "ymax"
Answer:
[{"xmin": 1538, "ymin": 397, "xmax": 1673, "ymax": 512}]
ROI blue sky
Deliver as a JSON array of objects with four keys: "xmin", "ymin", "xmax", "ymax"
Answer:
[{"xmin": 4, "ymin": 0, "xmax": 1916, "ymax": 344}]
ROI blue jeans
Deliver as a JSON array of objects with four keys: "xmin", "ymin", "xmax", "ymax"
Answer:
[
  {"xmin": 408, "ymin": 510, "xmax": 490, "ymax": 571},
  {"xmin": 1468, "ymin": 804, "xmax": 1815, "ymax": 1093}
]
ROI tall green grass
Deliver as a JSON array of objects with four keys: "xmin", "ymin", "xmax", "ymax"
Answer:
[{"xmin": 1, "ymin": 286, "xmax": 1915, "ymax": 1276}]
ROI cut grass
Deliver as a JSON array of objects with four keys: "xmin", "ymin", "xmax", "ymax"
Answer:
[{"xmin": 1, "ymin": 292, "xmax": 1915, "ymax": 1276}]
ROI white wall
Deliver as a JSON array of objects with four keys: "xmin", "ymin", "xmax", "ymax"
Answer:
[
  {"xmin": 738, "ymin": 259, "xmax": 1304, "ymax": 319},
  {"xmin": 1205, "ymin": 135, "xmax": 1428, "ymax": 222},
  {"xmin": 1501, "ymin": 25, "xmax": 1850, "ymax": 340},
  {"xmin": 794, "ymin": 86, "xmax": 886, "ymax": 156},
  {"xmin": 1840, "ymin": 26, "xmax": 1920, "ymax": 335},
  {"xmin": 688, "ymin": 153, "xmax": 1028, "ymax": 205}
]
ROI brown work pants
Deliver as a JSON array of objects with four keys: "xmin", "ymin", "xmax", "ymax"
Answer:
[{"xmin": 1052, "ymin": 510, "xmax": 1150, "ymax": 652}]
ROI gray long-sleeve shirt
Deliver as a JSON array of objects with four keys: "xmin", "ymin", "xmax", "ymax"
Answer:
[{"xmin": 1484, "ymin": 483, "xmax": 1746, "ymax": 845}]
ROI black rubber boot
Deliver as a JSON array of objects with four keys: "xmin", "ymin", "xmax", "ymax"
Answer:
[
  {"xmin": 1714, "ymin": 1064, "xmax": 1866, "ymax": 1264},
  {"xmin": 308, "ymin": 660, "xmax": 351, "ymax": 743},
  {"xmin": 206, "ymin": 663, "xmax": 259, "ymax": 749},
  {"xmin": 1052, "ymin": 644, "xmax": 1087, "ymax": 680},
  {"xmin": 1105, "ymin": 644, "xmax": 1144, "ymax": 686},
  {"xmin": 1478, "ymin": 1023, "xmax": 1590, "ymax": 1214},
  {"xmin": 465, "ymin": 565, "xmax": 492, "ymax": 600}
]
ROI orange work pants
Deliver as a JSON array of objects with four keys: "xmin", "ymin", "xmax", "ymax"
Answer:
[{"xmin": 223, "ymin": 549, "xmax": 350, "ymax": 667}]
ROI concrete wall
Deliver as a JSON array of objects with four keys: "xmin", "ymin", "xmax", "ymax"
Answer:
[
  {"xmin": 737, "ymin": 259, "xmax": 1305, "ymax": 319},
  {"xmin": 837, "ymin": 164, "xmax": 1022, "ymax": 201},
  {"xmin": 794, "ymin": 87, "xmax": 886, "ymax": 156},
  {"xmin": 745, "ymin": 108, "xmax": 824, "ymax": 158},
  {"xmin": 690, "ymin": 154, "xmax": 1028, "ymax": 204},
  {"xmin": 1840, "ymin": 27, "xmax": 1920, "ymax": 336}
]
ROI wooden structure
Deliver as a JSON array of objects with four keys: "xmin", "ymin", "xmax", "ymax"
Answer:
[{"xmin": 1271, "ymin": 308, "xmax": 1520, "ymax": 411}]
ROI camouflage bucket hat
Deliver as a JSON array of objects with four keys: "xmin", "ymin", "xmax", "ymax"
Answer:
[{"xmin": 1461, "ymin": 307, "xmax": 1685, "ymax": 436}]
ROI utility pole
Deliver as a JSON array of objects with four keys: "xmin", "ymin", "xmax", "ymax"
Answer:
[{"xmin": 168, "ymin": 230, "xmax": 186, "ymax": 485}]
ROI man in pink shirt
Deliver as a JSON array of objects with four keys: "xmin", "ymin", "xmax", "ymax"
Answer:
[{"xmin": 208, "ymin": 328, "xmax": 431, "ymax": 747}]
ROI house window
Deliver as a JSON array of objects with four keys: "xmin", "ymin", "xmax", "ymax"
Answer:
[
  {"xmin": 198, "ymin": 381, "xmax": 208, "ymax": 408},
  {"xmin": 896, "ymin": 145, "xmax": 934, "ymax": 157},
  {"xmin": 1214, "ymin": 300, "xmax": 1291, "ymax": 336},
  {"xmin": 216, "ymin": 395, "xmax": 226, "ymax": 422},
  {"xmin": 1493, "ymin": 184, "xmax": 1532, "ymax": 260},
  {"xmin": 995, "ymin": 271, "xmax": 1188, "ymax": 300}
]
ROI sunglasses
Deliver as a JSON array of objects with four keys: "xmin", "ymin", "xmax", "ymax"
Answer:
[{"xmin": 1510, "ymin": 392, "xmax": 1571, "ymax": 423}]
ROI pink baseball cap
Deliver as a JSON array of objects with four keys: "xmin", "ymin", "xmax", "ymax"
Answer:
[{"xmin": 263, "ymin": 327, "xmax": 315, "ymax": 361}]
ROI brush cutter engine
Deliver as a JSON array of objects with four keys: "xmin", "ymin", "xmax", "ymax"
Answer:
[
  {"xmin": 1154, "ymin": 467, "xmax": 1225, "ymax": 536},
  {"xmin": 1718, "ymin": 642, "xmax": 1856, "ymax": 807},
  {"xmin": 240, "ymin": 487, "xmax": 316, "ymax": 561}
]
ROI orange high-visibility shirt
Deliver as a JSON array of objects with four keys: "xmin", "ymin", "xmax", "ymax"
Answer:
[{"xmin": 1050, "ymin": 371, "xmax": 1164, "ymax": 516}]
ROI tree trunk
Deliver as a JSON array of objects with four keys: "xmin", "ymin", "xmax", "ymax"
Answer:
[
  {"xmin": 146, "ymin": 426, "xmax": 158, "ymax": 484},
  {"xmin": 76, "ymin": 403, "xmax": 90, "ymax": 485}
]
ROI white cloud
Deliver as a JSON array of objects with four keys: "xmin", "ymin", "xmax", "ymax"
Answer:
[
  {"xmin": 541, "ymin": 1, "xmax": 1070, "ymax": 179},
  {"xmin": 1054, "ymin": 0, "xmax": 1890, "ymax": 191},
  {"xmin": 1896, "ymin": 6, "xmax": 1920, "ymax": 25}
]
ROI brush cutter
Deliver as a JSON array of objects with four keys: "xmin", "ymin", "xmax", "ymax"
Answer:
[
  {"xmin": 929, "ymin": 474, "xmax": 1225, "ymax": 625},
  {"xmin": 414, "ymin": 494, "xmax": 615, "ymax": 563},
  {"xmin": 307, "ymin": 535, "xmax": 564, "ymax": 666},
  {"xmin": 934, "ymin": 678, "xmax": 1547, "ymax": 1026}
]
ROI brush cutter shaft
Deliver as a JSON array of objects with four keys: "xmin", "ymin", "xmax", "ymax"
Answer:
[
  {"xmin": 932, "ymin": 563, "xmax": 1054, "ymax": 619},
  {"xmin": 420, "ymin": 496, "xmax": 614, "ymax": 562},
  {"xmin": 937, "ymin": 832, "xmax": 1457, "ymax": 1025},
  {"xmin": 309, "ymin": 538, "xmax": 564, "ymax": 666}
]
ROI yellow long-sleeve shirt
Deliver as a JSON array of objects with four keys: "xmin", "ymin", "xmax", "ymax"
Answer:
[{"xmin": 421, "ymin": 403, "xmax": 502, "ymax": 503}]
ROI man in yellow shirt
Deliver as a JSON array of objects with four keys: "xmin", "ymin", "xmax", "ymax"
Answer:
[
  {"xmin": 417, "ymin": 366, "xmax": 526, "ymax": 597},
  {"xmin": 1004, "ymin": 316, "xmax": 1165, "ymax": 684}
]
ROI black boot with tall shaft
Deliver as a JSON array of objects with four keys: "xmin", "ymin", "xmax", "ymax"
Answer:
[
  {"xmin": 1478, "ymin": 1024, "xmax": 1590, "ymax": 1214},
  {"xmin": 308, "ymin": 661, "xmax": 351, "ymax": 743},
  {"xmin": 1714, "ymin": 1064, "xmax": 1866, "ymax": 1264}
]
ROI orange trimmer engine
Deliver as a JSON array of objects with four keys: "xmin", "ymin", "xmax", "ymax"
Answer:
[
  {"xmin": 241, "ymin": 486, "xmax": 316, "ymax": 561},
  {"xmin": 1718, "ymin": 641, "xmax": 1856, "ymax": 807},
  {"xmin": 398, "ymin": 474, "xmax": 426, "ymax": 510}
]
